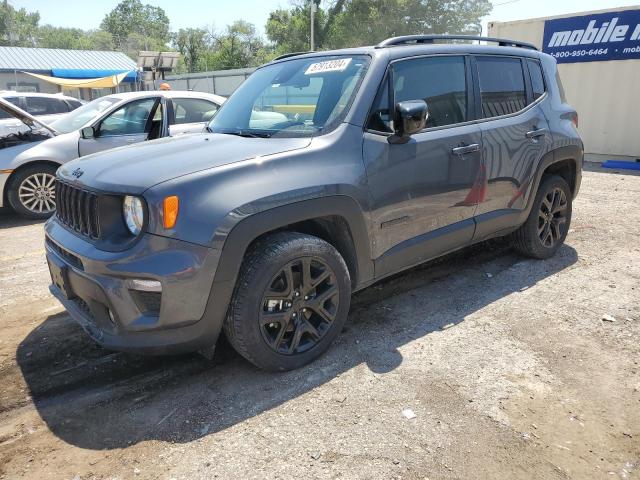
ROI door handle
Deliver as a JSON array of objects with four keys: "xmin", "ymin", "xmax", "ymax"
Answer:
[
  {"xmin": 525, "ymin": 128, "xmax": 548, "ymax": 139},
  {"xmin": 451, "ymin": 143, "xmax": 480, "ymax": 155}
]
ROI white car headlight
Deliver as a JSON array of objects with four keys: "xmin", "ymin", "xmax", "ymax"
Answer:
[{"xmin": 123, "ymin": 196, "xmax": 144, "ymax": 235}]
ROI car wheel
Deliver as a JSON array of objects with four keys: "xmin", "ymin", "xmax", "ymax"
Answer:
[
  {"xmin": 511, "ymin": 174, "xmax": 572, "ymax": 259},
  {"xmin": 7, "ymin": 164, "xmax": 58, "ymax": 219},
  {"xmin": 224, "ymin": 232, "xmax": 351, "ymax": 371}
]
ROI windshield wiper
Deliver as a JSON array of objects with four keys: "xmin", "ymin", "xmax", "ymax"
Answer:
[{"xmin": 218, "ymin": 129, "xmax": 272, "ymax": 138}]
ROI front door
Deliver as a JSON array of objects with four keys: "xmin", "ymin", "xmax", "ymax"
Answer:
[
  {"xmin": 363, "ymin": 55, "xmax": 483, "ymax": 277},
  {"xmin": 78, "ymin": 97, "xmax": 159, "ymax": 157},
  {"xmin": 472, "ymin": 55, "xmax": 553, "ymax": 240}
]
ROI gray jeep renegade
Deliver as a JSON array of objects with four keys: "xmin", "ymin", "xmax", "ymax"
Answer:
[{"xmin": 45, "ymin": 35, "xmax": 582, "ymax": 371}]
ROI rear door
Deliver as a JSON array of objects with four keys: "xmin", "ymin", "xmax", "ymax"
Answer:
[
  {"xmin": 472, "ymin": 55, "xmax": 552, "ymax": 240},
  {"xmin": 169, "ymin": 97, "xmax": 220, "ymax": 135},
  {"xmin": 363, "ymin": 55, "xmax": 483, "ymax": 277},
  {"xmin": 78, "ymin": 97, "xmax": 159, "ymax": 156},
  {"xmin": 25, "ymin": 96, "xmax": 71, "ymax": 125}
]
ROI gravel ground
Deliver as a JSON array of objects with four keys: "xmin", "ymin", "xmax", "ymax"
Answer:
[{"xmin": 0, "ymin": 164, "xmax": 638, "ymax": 480}]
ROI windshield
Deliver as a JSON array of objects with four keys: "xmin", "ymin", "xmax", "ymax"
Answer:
[
  {"xmin": 50, "ymin": 97, "xmax": 119, "ymax": 134},
  {"xmin": 208, "ymin": 55, "xmax": 369, "ymax": 138}
]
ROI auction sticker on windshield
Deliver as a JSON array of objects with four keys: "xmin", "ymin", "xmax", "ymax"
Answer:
[{"xmin": 305, "ymin": 58, "xmax": 352, "ymax": 75}]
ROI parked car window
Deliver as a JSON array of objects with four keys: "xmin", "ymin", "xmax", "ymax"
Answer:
[
  {"xmin": 527, "ymin": 59, "xmax": 546, "ymax": 101},
  {"xmin": 476, "ymin": 56, "xmax": 527, "ymax": 117},
  {"xmin": 99, "ymin": 98, "xmax": 156, "ymax": 136},
  {"xmin": 50, "ymin": 97, "xmax": 119, "ymax": 134},
  {"xmin": 172, "ymin": 98, "xmax": 218, "ymax": 124},
  {"xmin": 393, "ymin": 56, "xmax": 467, "ymax": 128},
  {"xmin": 25, "ymin": 97, "xmax": 69, "ymax": 115},
  {"xmin": 0, "ymin": 97, "xmax": 20, "ymax": 119},
  {"xmin": 65, "ymin": 99, "xmax": 83, "ymax": 110}
]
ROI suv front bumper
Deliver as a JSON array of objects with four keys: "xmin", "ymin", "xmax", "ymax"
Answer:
[{"xmin": 45, "ymin": 217, "xmax": 225, "ymax": 354}]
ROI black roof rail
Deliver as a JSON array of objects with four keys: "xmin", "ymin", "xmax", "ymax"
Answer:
[
  {"xmin": 376, "ymin": 35, "xmax": 538, "ymax": 51},
  {"xmin": 272, "ymin": 51, "xmax": 315, "ymax": 61}
]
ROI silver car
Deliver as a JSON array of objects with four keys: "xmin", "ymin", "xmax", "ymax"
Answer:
[
  {"xmin": 0, "ymin": 91, "xmax": 84, "ymax": 137},
  {"xmin": 0, "ymin": 90, "xmax": 225, "ymax": 218}
]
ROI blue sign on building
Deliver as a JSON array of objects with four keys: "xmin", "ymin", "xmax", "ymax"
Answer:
[{"xmin": 542, "ymin": 9, "xmax": 640, "ymax": 63}]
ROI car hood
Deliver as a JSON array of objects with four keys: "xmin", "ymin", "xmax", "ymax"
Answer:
[
  {"xmin": 57, "ymin": 133, "xmax": 312, "ymax": 194},
  {"xmin": 0, "ymin": 97, "xmax": 57, "ymax": 135}
]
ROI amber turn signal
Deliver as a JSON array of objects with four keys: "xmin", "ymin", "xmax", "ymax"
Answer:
[{"xmin": 163, "ymin": 195, "xmax": 179, "ymax": 229}]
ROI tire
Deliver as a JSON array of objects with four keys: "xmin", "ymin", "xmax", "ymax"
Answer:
[
  {"xmin": 7, "ymin": 164, "xmax": 58, "ymax": 219},
  {"xmin": 511, "ymin": 174, "xmax": 572, "ymax": 259},
  {"xmin": 224, "ymin": 232, "xmax": 351, "ymax": 371}
]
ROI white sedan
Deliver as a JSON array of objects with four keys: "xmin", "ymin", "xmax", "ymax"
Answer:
[{"xmin": 0, "ymin": 91, "xmax": 225, "ymax": 218}]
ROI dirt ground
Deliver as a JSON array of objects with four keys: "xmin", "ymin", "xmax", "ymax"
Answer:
[{"xmin": 0, "ymin": 163, "xmax": 638, "ymax": 480}]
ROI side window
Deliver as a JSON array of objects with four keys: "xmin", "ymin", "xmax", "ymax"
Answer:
[
  {"xmin": 171, "ymin": 98, "xmax": 218, "ymax": 125},
  {"xmin": 476, "ymin": 57, "xmax": 526, "ymax": 118},
  {"xmin": 66, "ymin": 99, "xmax": 83, "ymax": 111},
  {"xmin": 367, "ymin": 78, "xmax": 392, "ymax": 133},
  {"xmin": 99, "ymin": 98, "xmax": 156, "ymax": 136},
  {"xmin": 527, "ymin": 59, "xmax": 546, "ymax": 101},
  {"xmin": 394, "ymin": 56, "xmax": 467, "ymax": 128},
  {"xmin": 25, "ymin": 97, "xmax": 68, "ymax": 115},
  {"xmin": 0, "ymin": 97, "xmax": 20, "ymax": 119}
]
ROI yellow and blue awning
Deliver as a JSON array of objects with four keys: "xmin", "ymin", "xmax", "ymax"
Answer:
[{"xmin": 23, "ymin": 70, "xmax": 133, "ymax": 89}]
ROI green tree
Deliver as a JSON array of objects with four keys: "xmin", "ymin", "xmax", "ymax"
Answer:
[
  {"xmin": 0, "ymin": 0, "xmax": 40, "ymax": 46},
  {"xmin": 209, "ymin": 21, "xmax": 273, "ymax": 70},
  {"xmin": 101, "ymin": 0, "xmax": 170, "ymax": 50},
  {"xmin": 266, "ymin": 0, "xmax": 492, "ymax": 52},
  {"xmin": 173, "ymin": 28, "xmax": 208, "ymax": 73}
]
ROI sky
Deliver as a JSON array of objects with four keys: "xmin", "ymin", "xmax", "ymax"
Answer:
[{"xmin": 9, "ymin": 0, "xmax": 640, "ymax": 38}]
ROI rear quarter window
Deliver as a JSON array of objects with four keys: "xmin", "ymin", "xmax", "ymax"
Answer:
[{"xmin": 527, "ymin": 59, "xmax": 546, "ymax": 100}]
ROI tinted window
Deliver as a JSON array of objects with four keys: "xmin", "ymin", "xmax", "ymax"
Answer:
[
  {"xmin": 99, "ymin": 98, "xmax": 156, "ymax": 136},
  {"xmin": 26, "ymin": 97, "xmax": 69, "ymax": 115},
  {"xmin": 367, "ymin": 79, "xmax": 392, "ymax": 132},
  {"xmin": 392, "ymin": 56, "xmax": 467, "ymax": 128},
  {"xmin": 0, "ymin": 97, "xmax": 20, "ymax": 119},
  {"xmin": 476, "ymin": 57, "xmax": 526, "ymax": 117},
  {"xmin": 171, "ymin": 98, "xmax": 218, "ymax": 124},
  {"xmin": 527, "ymin": 59, "xmax": 545, "ymax": 100},
  {"xmin": 66, "ymin": 99, "xmax": 83, "ymax": 110}
]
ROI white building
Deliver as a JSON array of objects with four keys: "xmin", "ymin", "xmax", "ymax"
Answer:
[{"xmin": 489, "ymin": 5, "xmax": 640, "ymax": 162}]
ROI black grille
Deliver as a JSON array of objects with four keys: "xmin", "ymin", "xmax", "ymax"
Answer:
[{"xmin": 55, "ymin": 180, "xmax": 100, "ymax": 239}]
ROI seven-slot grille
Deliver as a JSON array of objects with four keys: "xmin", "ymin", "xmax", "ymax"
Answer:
[{"xmin": 55, "ymin": 180, "xmax": 100, "ymax": 239}]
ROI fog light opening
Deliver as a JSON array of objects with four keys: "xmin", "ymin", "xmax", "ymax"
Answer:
[
  {"xmin": 108, "ymin": 309, "xmax": 116, "ymax": 326},
  {"xmin": 126, "ymin": 279, "xmax": 162, "ymax": 292}
]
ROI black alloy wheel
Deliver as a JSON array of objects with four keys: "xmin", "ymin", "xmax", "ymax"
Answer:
[
  {"xmin": 537, "ymin": 186, "xmax": 568, "ymax": 249},
  {"xmin": 511, "ymin": 174, "xmax": 572, "ymax": 259},
  {"xmin": 260, "ymin": 257, "xmax": 339, "ymax": 355},
  {"xmin": 224, "ymin": 232, "xmax": 351, "ymax": 371}
]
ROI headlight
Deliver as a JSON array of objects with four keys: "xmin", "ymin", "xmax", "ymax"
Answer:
[{"xmin": 123, "ymin": 196, "xmax": 144, "ymax": 235}]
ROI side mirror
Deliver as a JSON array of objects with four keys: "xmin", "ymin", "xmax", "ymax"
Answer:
[
  {"xmin": 393, "ymin": 100, "xmax": 428, "ymax": 138},
  {"xmin": 80, "ymin": 126, "xmax": 95, "ymax": 139}
]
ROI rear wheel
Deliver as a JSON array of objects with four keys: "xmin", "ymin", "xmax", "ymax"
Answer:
[
  {"xmin": 224, "ymin": 232, "xmax": 351, "ymax": 371},
  {"xmin": 511, "ymin": 174, "xmax": 572, "ymax": 259},
  {"xmin": 7, "ymin": 164, "xmax": 58, "ymax": 219}
]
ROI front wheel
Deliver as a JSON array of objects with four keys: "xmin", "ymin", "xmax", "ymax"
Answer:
[
  {"xmin": 224, "ymin": 232, "xmax": 351, "ymax": 371},
  {"xmin": 7, "ymin": 164, "xmax": 58, "ymax": 219},
  {"xmin": 510, "ymin": 174, "xmax": 572, "ymax": 259}
]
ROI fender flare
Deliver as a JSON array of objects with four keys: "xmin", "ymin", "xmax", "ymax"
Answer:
[
  {"xmin": 214, "ymin": 195, "xmax": 373, "ymax": 285},
  {"xmin": 197, "ymin": 195, "xmax": 373, "ymax": 347},
  {"xmin": 518, "ymin": 144, "xmax": 582, "ymax": 224}
]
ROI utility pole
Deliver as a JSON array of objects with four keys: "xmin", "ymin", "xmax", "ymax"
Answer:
[{"xmin": 310, "ymin": 1, "xmax": 316, "ymax": 51}]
